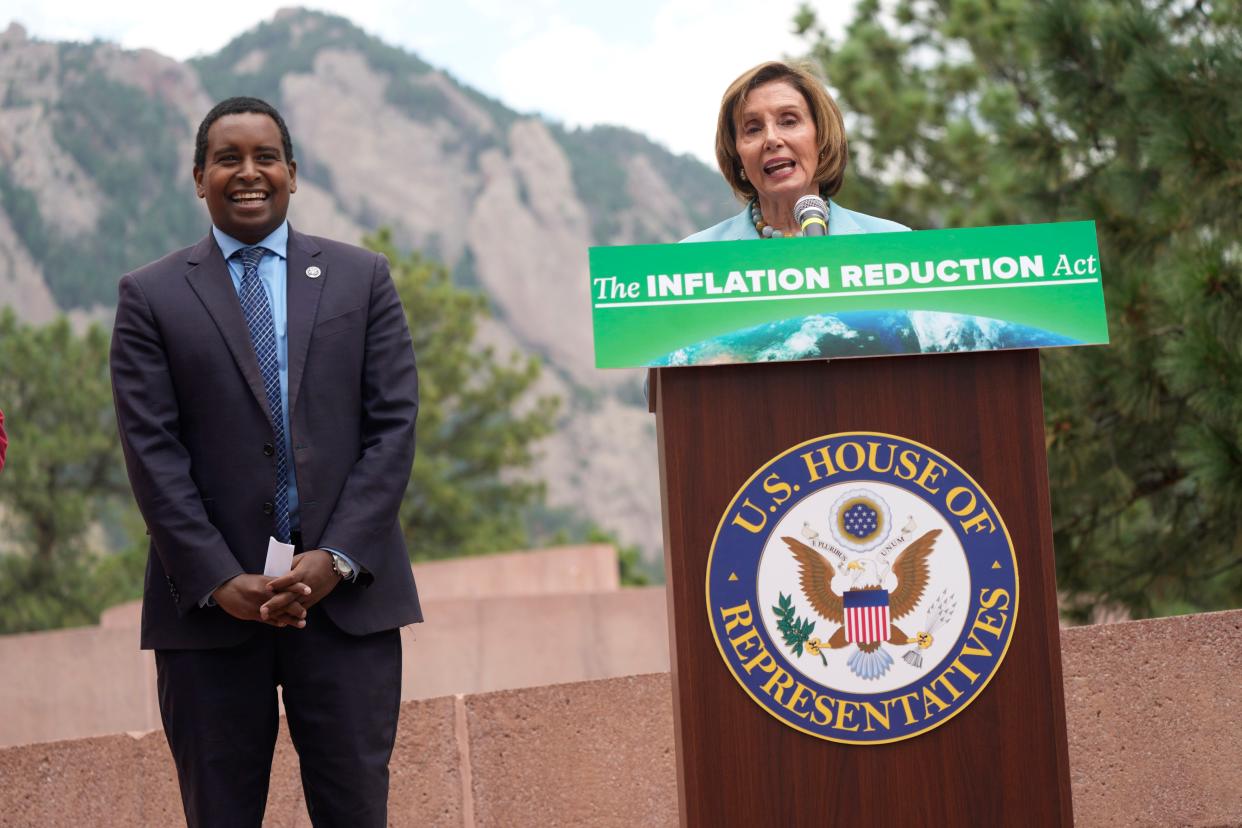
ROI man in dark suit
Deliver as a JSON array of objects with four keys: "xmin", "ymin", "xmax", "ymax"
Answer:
[{"xmin": 110, "ymin": 97, "xmax": 421, "ymax": 827}]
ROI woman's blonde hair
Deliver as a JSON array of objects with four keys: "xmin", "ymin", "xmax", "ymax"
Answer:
[{"xmin": 715, "ymin": 61, "xmax": 848, "ymax": 202}]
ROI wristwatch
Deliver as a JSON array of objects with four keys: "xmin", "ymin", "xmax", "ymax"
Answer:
[{"xmin": 329, "ymin": 552, "xmax": 354, "ymax": 581}]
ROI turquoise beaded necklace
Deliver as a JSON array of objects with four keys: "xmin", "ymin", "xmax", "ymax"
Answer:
[{"xmin": 749, "ymin": 200, "xmax": 819, "ymax": 238}]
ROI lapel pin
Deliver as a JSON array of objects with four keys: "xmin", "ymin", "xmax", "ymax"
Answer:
[{"xmin": 305, "ymin": 266, "xmax": 322, "ymax": 279}]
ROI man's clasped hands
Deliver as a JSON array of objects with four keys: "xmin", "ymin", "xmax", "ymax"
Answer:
[{"xmin": 211, "ymin": 549, "xmax": 341, "ymax": 628}]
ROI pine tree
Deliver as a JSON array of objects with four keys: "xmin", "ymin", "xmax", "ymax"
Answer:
[
  {"xmin": 0, "ymin": 310, "xmax": 140, "ymax": 632},
  {"xmin": 797, "ymin": 0, "xmax": 1242, "ymax": 617},
  {"xmin": 369, "ymin": 231, "xmax": 560, "ymax": 560}
]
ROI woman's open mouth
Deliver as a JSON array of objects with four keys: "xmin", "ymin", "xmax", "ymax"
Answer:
[{"xmin": 763, "ymin": 159, "xmax": 796, "ymax": 177}]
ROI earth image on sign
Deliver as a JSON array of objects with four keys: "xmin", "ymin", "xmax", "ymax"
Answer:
[
  {"xmin": 707, "ymin": 432, "xmax": 1019, "ymax": 744},
  {"xmin": 651, "ymin": 310, "xmax": 1077, "ymax": 366}
]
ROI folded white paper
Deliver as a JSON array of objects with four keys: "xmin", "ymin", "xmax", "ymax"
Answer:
[{"xmin": 263, "ymin": 536, "xmax": 295, "ymax": 577}]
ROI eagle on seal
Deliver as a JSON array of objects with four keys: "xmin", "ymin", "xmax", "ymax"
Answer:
[{"xmin": 782, "ymin": 530, "xmax": 940, "ymax": 679}]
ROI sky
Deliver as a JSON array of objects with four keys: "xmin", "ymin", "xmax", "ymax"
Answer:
[{"xmin": 1, "ymin": 0, "xmax": 853, "ymax": 165}]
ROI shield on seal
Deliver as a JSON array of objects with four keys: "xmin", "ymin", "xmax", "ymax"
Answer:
[{"xmin": 843, "ymin": 589, "xmax": 891, "ymax": 644}]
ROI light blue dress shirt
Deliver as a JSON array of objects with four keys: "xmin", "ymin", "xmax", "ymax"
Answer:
[
  {"xmin": 213, "ymin": 222, "xmax": 301, "ymax": 528},
  {"xmin": 209, "ymin": 222, "xmax": 359, "ymax": 587},
  {"xmin": 680, "ymin": 199, "xmax": 911, "ymax": 243}
]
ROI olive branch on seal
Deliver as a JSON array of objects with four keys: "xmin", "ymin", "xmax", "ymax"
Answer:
[{"xmin": 773, "ymin": 592, "xmax": 827, "ymax": 666}]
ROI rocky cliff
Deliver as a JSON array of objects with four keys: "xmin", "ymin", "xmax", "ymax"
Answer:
[{"xmin": 0, "ymin": 10, "xmax": 737, "ymax": 556}]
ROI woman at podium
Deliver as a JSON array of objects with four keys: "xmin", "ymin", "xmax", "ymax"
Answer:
[{"xmin": 684, "ymin": 61, "xmax": 908, "ymax": 242}]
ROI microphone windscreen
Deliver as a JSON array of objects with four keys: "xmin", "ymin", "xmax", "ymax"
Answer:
[{"xmin": 795, "ymin": 195, "xmax": 829, "ymax": 236}]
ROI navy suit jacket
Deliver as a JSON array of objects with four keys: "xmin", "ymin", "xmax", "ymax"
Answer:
[{"xmin": 110, "ymin": 227, "xmax": 422, "ymax": 650}]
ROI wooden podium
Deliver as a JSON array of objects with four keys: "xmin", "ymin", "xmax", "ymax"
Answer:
[{"xmin": 652, "ymin": 349, "xmax": 1074, "ymax": 826}]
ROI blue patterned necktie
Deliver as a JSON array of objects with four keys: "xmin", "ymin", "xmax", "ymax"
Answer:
[{"xmin": 235, "ymin": 246, "xmax": 290, "ymax": 543}]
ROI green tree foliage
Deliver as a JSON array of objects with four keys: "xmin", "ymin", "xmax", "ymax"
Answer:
[
  {"xmin": 797, "ymin": 0, "xmax": 1242, "ymax": 617},
  {"xmin": 368, "ymin": 230, "xmax": 561, "ymax": 560},
  {"xmin": 0, "ymin": 310, "xmax": 142, "ymax": 633}
]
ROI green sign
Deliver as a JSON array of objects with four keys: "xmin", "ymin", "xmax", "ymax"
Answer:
[{"xmin": 588, "ymin": 221, "xmax": 1107, "ymax": 369}]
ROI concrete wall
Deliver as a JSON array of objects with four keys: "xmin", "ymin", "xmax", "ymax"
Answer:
[
  {"xmin": 2, "ymin": 610, "xmax": 1241, "ymax": 826},
  {"xmin": 0, "ymin": 625, "xmax": 158, "ymax": 747},
  {"xmin": 399, "ymin": 588, "xmax": 669, "ymax": 701},
  {"xmin": 0, "ymin": 588, "xmax": 668, "ymax": 747},
  {"xmin": 409, "ymin": 544, "xmax": 620, "ymax": 600},
  {"xmin": 0, "ymin": 546, "xmax": 665, "ymax": 747},
  {"xmin": 96, "ymin": 544, "xmax": 621, "ymax": 628}
]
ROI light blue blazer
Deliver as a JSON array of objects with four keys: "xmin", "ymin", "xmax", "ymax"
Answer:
[{"xmin": 681, "ymin": 200, "xmax": 910, "ymax": 242}]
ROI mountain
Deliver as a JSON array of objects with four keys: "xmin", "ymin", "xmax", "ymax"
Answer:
[{"xmin": 0, "ymin": 10, "xmax": 737, "ymax": 556}]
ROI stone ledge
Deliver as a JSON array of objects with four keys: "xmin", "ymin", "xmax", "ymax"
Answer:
[
  {"xmin": 1060, "ymin": 608, "xmax": 1242, "ymax": 826},
  {"xmin": 464, "ymin": 674, "xmax": 676, "ymax": 827},
  {"xmin": 1, "ymin": 584, "xmax": 668, "ymax": 748},
  {"xmin": 1, "ymin": 609, "xmax": 1239, "ymax": 826}
]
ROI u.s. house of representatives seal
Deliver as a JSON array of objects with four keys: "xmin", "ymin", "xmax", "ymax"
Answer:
[{"xmin": 706, "ymin": 432, "xmax": 1018, "ymax": 745}]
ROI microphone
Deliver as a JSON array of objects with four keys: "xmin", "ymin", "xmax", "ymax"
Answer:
[{"xmin": 794, "ymin": 195, "xmax": 829, "ymax": 236}]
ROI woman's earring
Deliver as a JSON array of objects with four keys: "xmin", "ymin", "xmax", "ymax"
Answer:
[{"xmin": 739, "ymin": 168, "xmax": 747, "ymax": 181}]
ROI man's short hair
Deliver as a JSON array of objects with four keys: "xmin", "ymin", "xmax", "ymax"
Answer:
[{"xmin": 194, "ymin": 97, "xmax": 295, "ymax": 170}]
